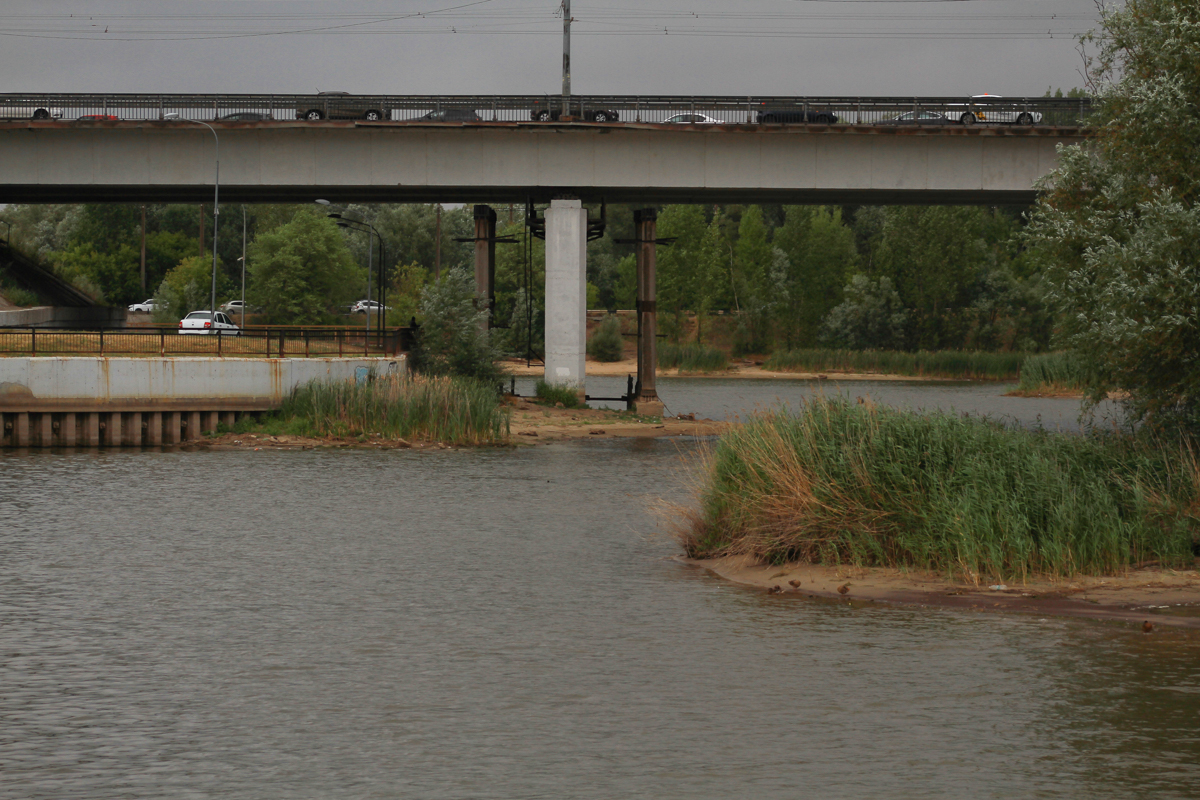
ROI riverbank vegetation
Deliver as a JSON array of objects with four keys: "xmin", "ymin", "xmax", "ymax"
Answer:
[
  {"xmin": 658, "ymin": 342, "xmax": 728, "ymax": 373},
  {"xmin": 1013, "ymin": 352, "xmax": 1087, "ymax": 396},
  {"xmin": 675, "ymin": 398, "xmax": 1199, "ymax": 580},
  {"xmin": 233, "ymin": 373, "xmax": 509, "ymax": 445},
  {"xmin": 534, "ymin": 379, "xmax": 584, "ymax": 408},
  {"xmin": 764, "ymin": 348, "xmax": 1025, "ymax": 381}
]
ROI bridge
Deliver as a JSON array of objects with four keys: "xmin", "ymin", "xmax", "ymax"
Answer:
[{"xmin": 0, "ymin": 93, "xmax": 1090, "ymax": 412}]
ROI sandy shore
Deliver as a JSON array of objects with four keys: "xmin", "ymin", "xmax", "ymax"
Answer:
[
  {"xmin": 503, "ymin": 357, "xmax": 943, "ymax": 382},
  {"xmin": 686, "ymin": 554, "xmax": 1200, "ymax": 630}
]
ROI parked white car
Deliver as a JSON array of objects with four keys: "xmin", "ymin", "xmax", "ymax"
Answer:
[
  {"xmin": 351, "ymin": 299, "xmax": 392, "ymax": 314},
  {"xmin": 178, "ymin": 310, "xmax": 240, "ymax": 335},
  {"xmin": 949, "ymin": 95, "xmax": 1042, "ymax": 126},
  {"xmin": 663, "ymin": 113, "xmax": 726, "ymax": 125},
  {"xmin": 219, "ymin": 299, "xmax": 256, "ymax": 314},
  {"xmin": 0, "ymin": 102, "xmax": 63, "ymax": 121},
  {"xmin": 128, "ymin": 298, "xmax": 160, "ymax": 313}
]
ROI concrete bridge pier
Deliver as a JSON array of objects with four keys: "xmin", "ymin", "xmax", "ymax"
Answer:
[
  {"xmin": 633, "ymin": 209, "xmax": 665, "ymax": 418},
  {"xmin": 544, "ymin": 198, "xmax": 587, "ymax": 395}
]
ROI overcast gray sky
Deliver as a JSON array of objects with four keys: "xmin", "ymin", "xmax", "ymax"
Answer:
[{"xmin": 0, "ymin": 0, "xmax": 1100, "ymax": 97}]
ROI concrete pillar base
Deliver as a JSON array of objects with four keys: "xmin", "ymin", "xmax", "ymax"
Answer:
[
  {"xmin": 127, "ymin": 412, "xmax": 143, "ymax": 447},
  {"xmin": 633, "ymin": 399, "xmax": 665, "ymax": 418},
  {"xmin": 61, "ymin": 413, "xmax": 76, "ymax": 447},
  {"xmin": 15, "ymin": 413, "xmax": 29, "ymax": 447},
  {"xmin": 105, "ymin": 412, "xmax": 122, "ymax": 447},
  {"xmin": 85, "ymin": 413, "xmax": 100, "ymax": 447},
  {"xmin": 167, "ymin": 412, "xmax": 182, "ymax": 444},
  {"xmin": 37, "ymin": 413, "xmax": 52, "ymax": 447},
  {"xmin": 221, "ymin": 411, "xmax": 236, "ymax": 429},
  {"xmin": 185, "ymin": 411, "xmax": 201, "ymax": 441},
  {"xmin": 202, "ymin": 411, "xmax": 219, "ymax": 434},
  {"xmin": 544, "ymin": 198, "xmax": 588, "ymax": 392},
  {"xmin": 147, "ymin": 412, "xmax": 163, "ymax": 446}
]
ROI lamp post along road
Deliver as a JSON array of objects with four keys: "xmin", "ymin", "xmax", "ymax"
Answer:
[
  {"xmin": 166, "ymin": 113, "xmax": 220, "ymax": 324},
  {"xmin": 316, "ymin": 200, "xmax": 386, "ymax": 346}
]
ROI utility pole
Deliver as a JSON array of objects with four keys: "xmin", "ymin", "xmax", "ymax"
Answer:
[
  {"xmin": 562, "ymin": 0, "xmax": 571, "ymax": 117},
  {"xmin": 140, "ymin": 205, "xmax": 147, "ymax": 292}
]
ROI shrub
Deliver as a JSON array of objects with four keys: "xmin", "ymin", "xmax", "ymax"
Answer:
[
  {"xmin": 675, "ymin": 398, "xmax": 1199, "ymax": 580},
  {"xmin": 587, "ymin": 314, "xmax": 625, "ymax": 362},
  {"xmin": 534, "ymin": 379, "xmax": 584, "ymax": 408},
  {"xmin": 1017, "ymin": 351, "xmax": 1087, "ymax": 394},
  {"xmin": 280, "ymin": 372, "xmax": 509, "ymax": 444}
]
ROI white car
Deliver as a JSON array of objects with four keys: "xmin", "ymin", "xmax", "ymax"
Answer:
[
  {"xmin": 178, "ymin": 310, "xmax": 240, "ymax": 335},
  {"xmin": 663, "ymin": 113, "xmax": 725, "ymax": 125},
  {"xmin": 351, "ymin": 300, "xmax": 392, "ymax": 314},
  {"xmin": 950, "ymin": 95, "xmax": 1042, "ymax": 126},
  {"xmin": 0, "ymin": 102, "xmax": 63, "ymax": 121},
  {"xmin": 128, "ymin": 299, "xmax": 159, "ymax": 313},
  {"xmin": 219, "ymin": 299, "xmax": 255, "ymax": 314}
]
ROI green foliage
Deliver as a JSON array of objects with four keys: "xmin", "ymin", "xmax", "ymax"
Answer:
[
  {"xmin": 658, "ymin": 342, "xmax": 728, "ymax": 373},
  {"xmin": 534, "ymin": 379, "xmax": 584, "ymax": 408},
  {"xmin": 246, "ymin": 210, "xmax": 362, "ymax": 324},
  {"xmin": 411, "ymin": 267, "xmax": 504, "ymax": 383},
  {"xmin": 279, "ymin": 372, "xmax": 509, "ymax": 444},
  {"xmin": 1, "ymin": 285, "xmax": 40, "ymax": 307},
  {"xmin": 679, "ymin": 398, "xmax": 1199, "ymax": 579},
  {"xmin": 773, "ymin": 206, "xmax": 856, "ymax": 347},
  {"xmin": 1017, "ymin": 352, "xmax": 1089, "ymax": 394},
  {"xmin": 153, "ymin": 254, "xmax": 232, "ymax": 321},
  {"xmin": 764, "ymin": 348, "xmax": 1026, "ymax": 380},
  {"xmin": 52, "ymin": 243, "xmax": 140, "ymax": 306},
  {"xmin": 819, "ymin": 274, "xmax": 909, "ymax": 350},
  {"xmin": 388, "ymin": 261, "xmax": 429, "ymax": 327},
  {"xmin": 1027, "ymin": 0, "xmax": 1200, "ymax": 434},
  {"xmin": 587, "ymin": 314, "xmax": 625, "ymax": 362}
]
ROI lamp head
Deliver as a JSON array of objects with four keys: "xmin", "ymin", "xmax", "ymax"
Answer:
[
  {"xmin": 314, "ymin": 199, "xmax": 331, "ymax": 206},
  {"xmin": 163, "ymin": 112, "xmax": 180, "ymax": 120}
]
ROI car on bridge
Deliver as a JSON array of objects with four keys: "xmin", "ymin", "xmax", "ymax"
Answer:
[
  {"xmin": 128, "ymin": 299, "xmax": 160, "ymax": 313},
  {"xmin": 178, "ymin": 310, "xmax": 240, "ymax": 335},
  {"xmin": 418, "ymin": 108, "xmax": 482, "ymax": 122},
  {"xmin": 76, "ymin": 115, "xmax": 120, "ymax": 122},
  {"xmin": 529, "ymin": 100, "xmax": 619, "ymax": 123},
  {"xmin": 296, "ymin": 92, "xmax": 388, "ymax": 122},
  {"xmin": 351, "ymin": 300, "xmax": 392, "ymax": 315},
  {"xmin": 755, "ymin": 107, "xmax": 838, "ymax": 124},
  {"xmin": 949, "ymin": 95, "xmax": 1041, "ymax": 126},
  {"xmin": 877, "ymin": 110, "xmax": 953, "ymax": 126},
  {"xmin": 663, "ymin": 113, "xmax": 726, "ymax": 125},
  {"xmin": 219, "ymin": 112, "xmax": 271, "ymax": 122},
  {"xmin": 0, "ymin": 101, "xmax": 63, "ymax": 121}
]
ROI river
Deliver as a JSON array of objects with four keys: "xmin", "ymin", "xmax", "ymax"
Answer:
[{"xmin": 2, "ymin": 381, "xmax": 1195, "ymax": 798}]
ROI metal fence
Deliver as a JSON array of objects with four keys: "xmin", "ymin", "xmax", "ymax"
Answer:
[
  {"xmin": 0, "ymin": 326, "xmax": 412, "ymax": 358},
  {"xmin": 0, "ymin": 93, "xmax": 1094, "ymax": 127}
]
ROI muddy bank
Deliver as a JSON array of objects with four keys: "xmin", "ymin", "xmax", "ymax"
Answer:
[
  {"xmin": 198, "ymin": 397, "xmax": 724, "ymax": 451},
  {"xmin": 687, "ymin": 554, "xmax": 1200, "ymax": 630}
]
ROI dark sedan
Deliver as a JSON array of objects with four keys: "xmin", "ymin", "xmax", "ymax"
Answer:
[
  {"xmin": 219, "ymin": 112, "xmax": 271, "ymax": 122},
  {"xmin": 418, "ymin": 108, "xmax": 482, "ymax": 122},
  {"xmin": 755, "ymin": 108, "xmax": 838, "ymax": 124},
  {"xmin": 296, "ymin": 92, "xmax": 387, "ymax": 121},
  {"xmin": 876, "ymin": 110, "xmax": 953, "ymax": 126}
]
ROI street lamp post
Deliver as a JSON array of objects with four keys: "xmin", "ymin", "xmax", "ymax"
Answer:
[
  {"xmin": 165, "ymin": 113, "xmax": 220, "ymax": 322},
  {"xmin": 315, "ymin": 200, "xmax": 386, "ymax": 341},
  {"xmin": 239, "ymin": 205, "xmax": 247, "ymax": 328}
]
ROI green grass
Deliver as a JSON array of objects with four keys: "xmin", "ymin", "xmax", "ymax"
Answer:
[
  {"xmin": 763, "ymin": 348, "xmax": 1027, "ymax": 380},
  {"xmin": 271, "ymin": 372, "xmax": 509, "ymax": 444},
  {"xmin": 534, "ymin": 379, "xmax": 585, "ymax": 408},
  {"xmin": 658, "ymin": 342, "xmax": 729, "ymax": 373},
  {"xmin": 1016, "ymin": 351, "xmax": 1087, "ymax": 394},
  {"xmin": 676, "ymin": 397, "xmax": 1199, "ymax": 580}
]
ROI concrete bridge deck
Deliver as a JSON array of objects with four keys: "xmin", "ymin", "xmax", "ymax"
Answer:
[{"xmin": 0, "ymin": 119, "xmax": 1086, "ymax": 206}]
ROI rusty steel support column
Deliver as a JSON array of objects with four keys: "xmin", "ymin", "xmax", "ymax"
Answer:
[
  {"xmin": 473, "ymin": 204, "xmax": 497, "ymax": 330},
  {"xmin": 633, "ymin": 209, "xmax": 664, "ymax": 417}
]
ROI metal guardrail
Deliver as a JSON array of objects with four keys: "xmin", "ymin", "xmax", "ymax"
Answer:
[
  {"xmin": 0, "ymin": 93, "xmax": 1094, "ymax": 127},
  {"xmin": 0, "ymin": 326, "xmax": 413, "ymax": 358}
]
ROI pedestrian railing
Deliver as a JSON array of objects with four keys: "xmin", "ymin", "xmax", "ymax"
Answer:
[{"xmin": 0, "ymin": 326, "xmax": 413, "ymax": 358}]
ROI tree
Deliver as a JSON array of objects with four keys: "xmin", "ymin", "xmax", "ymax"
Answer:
[
  {"xmin": 246, "ymin": 210, "xmax": 362, "ymax": 324},
  {"xmin": 819, "ymin": 274, "xmax": 909, "ymax": 350},
  {"xmin": 1026, "ymin": 0, "xmax": 1200, "ymax": 431},
  {"xmin": 774, "ymin": 206, "xmax": 856, "ymax": 347},
  {"xmin": 411, "ymin": 267, "xmax": 504, "ymax": 383},
  {"xmin": 153, "ymin": 254, "xmax": 233, "ymax": 322}
]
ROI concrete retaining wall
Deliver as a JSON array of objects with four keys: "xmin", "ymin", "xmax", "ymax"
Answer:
[
  {"xmin": 0, "ymin": 306, "xmax": 127, "ymax": 328},
  {"xmin": 0, "ymin": 356, "xmax": 405, "ymax": 447}
]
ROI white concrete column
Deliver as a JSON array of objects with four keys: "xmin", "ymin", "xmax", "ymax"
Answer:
[{"xmin": 544, "ymin": 198, "xmax": 587, "ymax": 391}]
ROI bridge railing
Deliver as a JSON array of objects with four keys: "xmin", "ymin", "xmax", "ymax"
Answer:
[
  {"xmin": 0, "ymin": 93, "xmax": 1094, "ymax": 127},
  {"xmin": 0, "ymin": 326, "xmax": 412, "ymax": 358}
]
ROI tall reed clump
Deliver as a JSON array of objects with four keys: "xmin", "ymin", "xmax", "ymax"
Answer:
[
  {"xmin": 1016, "ymin": 352, "xmax": 1087, "ymax": 394},
  {"xmin": 676, "ymin": 397, "xmax": 1199, "ymax": 580},
  {"xmin": 763, "ymin": 348, "xmax": 1026, "ymax": 381},
  {"xmin": 659, "ymin": 342, "xmax": 729, "ymax": 373},
  {"xmin": 534, "ymin": 379, "xmax": 585, "ymax": 408},
  {"xmin": 280, "ymin": 373, "xmax": 509, "ymax": 445}
]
